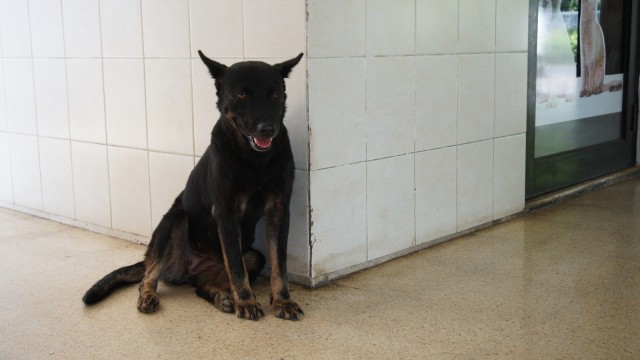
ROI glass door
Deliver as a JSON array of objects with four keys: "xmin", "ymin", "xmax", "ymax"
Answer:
[{"xmin": 526, "ymin": 0, "xmax": 639, "ymax": 197}]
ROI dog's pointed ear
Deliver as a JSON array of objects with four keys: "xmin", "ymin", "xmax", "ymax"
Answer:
[
  {"xmin": 198, "ymin": 50, "xmax": 227, "ymax": 81},
  {"xmin": 274, "ymin": 53, "xmax": 304, "ymax": 78}
]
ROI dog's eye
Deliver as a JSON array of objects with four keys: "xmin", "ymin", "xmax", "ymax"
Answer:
[
  {"xmin": 236, "ymin": 91, "xmax": 248, "ymax": 100},
  {"xmin": 271, "ymin": 91, "xmax": 280, "ymax": 100}
]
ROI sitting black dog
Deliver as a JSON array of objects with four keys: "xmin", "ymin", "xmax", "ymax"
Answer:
[{"xmin": 83, "ymin": 51, "xmax": 304, "ymax": 321}]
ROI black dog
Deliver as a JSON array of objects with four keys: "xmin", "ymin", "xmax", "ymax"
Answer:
[{"xmin": 82, "ymin": 51, "xmax": 304, "ymax": 321}]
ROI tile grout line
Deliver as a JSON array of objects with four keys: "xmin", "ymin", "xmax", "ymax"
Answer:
[
  {"xmin": 98, "ymin": 0, "xmax": 114, "ymax": 229},
  {"xmin": 139, "ymin": 0, "xmax": 152, "ymax": 237},
  {"xmin": 64, "ymin": 0, "xmax": 95, "ymax": 221}
]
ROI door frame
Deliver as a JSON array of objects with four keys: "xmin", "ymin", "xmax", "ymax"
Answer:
[{"xmin": 526, "ymin": 0, "xmax": 640, "ymax": 198}]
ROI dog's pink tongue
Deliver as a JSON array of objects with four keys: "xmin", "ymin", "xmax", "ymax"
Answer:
[{"xmin": 254, "ymin": 137, "xmax": 272, "ymax": 148}]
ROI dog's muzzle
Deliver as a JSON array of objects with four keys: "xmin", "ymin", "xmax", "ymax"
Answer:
[{"xmin": 248, "ymin": 136, "xmax": 273, "ymax": 152}]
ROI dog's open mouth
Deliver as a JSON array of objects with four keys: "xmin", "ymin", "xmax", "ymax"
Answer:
[{"xmin": 249, "ymin": 137, "xmax": 273, "ymax": 152}]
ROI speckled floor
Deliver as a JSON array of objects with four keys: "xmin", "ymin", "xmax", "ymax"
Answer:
[{"xmin": 1, "ymin": 178, "xmax": 639, "ymax": 360}]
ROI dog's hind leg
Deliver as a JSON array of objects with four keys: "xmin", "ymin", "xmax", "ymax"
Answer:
[{"xmin": 191, "ymin": 249, "xmax": 265, "ymax": 314}]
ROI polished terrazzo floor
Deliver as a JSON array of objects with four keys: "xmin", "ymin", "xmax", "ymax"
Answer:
[{"xmin": 1, "ymin": 178, "xmax": 639, "ymax": 359}]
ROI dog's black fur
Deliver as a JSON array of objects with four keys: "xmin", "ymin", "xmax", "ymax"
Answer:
[{"xmin": 82, "ymin": 51, "xmax": 304, "ymax": 321}]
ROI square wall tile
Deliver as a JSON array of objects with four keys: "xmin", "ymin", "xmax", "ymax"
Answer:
[
  {"xmin": 145, "ymin": 58, "xmax": 193, "ymax": 155},
  {"xmin": 4, "ymin": 59, "xmax": 37, "ymax": 135},
  {"xmin": 141, "ymin": 0, "xmax": 191, "ymax": 58},
  {"xmin": 189, "ymin": 0, "xmax": 244, "ymax": 58},
  {"xmin": 457, "ymin": 54, "xmax": 495, "ymax": 144},
  {"xmin": 458, "ymin": 0, "xmax": 496, "ymax": 54},
  {"xmin": 149, "ymin": 152, "xmax": 193, "ymax": 229},
  {"xmin": 278, "ymin": 56, "xmax": 308, "ymax": 170},
  {"xmin": 366, "ymin": 56, "xmax": 415, "ymax": 160},
  {"xmin": 496, "ymin": 0, "xmax": 529, "ymax": 52},
  {"xmin": 243, "ymin": 0, "xmax": 306, "ymax": 58},
  {"xmin": 108, "ymin": 146, "xmax": 152, "ymax": 238},
  {"xmin": 9, "ymin": 133, "xmax": 42, "ymax": 210},
  {"xmin": 307, "ymin": 0, "xmax": 365, "ymax": 58},
  {"xmin": 495, "ymin": 52, "xmax": 527, "ymax": 137},
  {"xmin": 310, "ymin": 163, "xmax": 367, "ymax": 276},
  {"xmin": 367, "ymin": 154, "xmax": 415, "ymax": 260},
  {"xmin": 366, "ymin": 0, "xmax": 415, "ymax": 56},
  {"xmin": 0, "ymin": 132, "xmax": 13, "ymax": 203},
  {"xmin": 67, "ymin": 58, "xmax": 106, "ymax": 143},
  {"xmin": 100, "ymin": 0, "xmax": 143, "ymax": 58},
  {"xmin": 494, "ymin": 134, "xmax": 525, "ymax": 219},
  {"xmin": 415, "ymin": 55, "xmax": 457, "ymax": 151},
  {"xmin": 33, "ymin": 58, "xmax": 69, "ymax": 139},
  {"xmin": 29, "ymin": 0, "xmax": 65, "ymax": 58},
  {"xmin": 457, "ymin": 140, "xmax": 493, "ymax": 231},
  {"xmin": 415, "ymin": 146, "xmax": 456, "ymax": 244},
  {"xmin": 309, "ymin": 58, "xmax": 366, "ymax": 170},
  {"xmin": 0, "ymin": 60, "xmax": 7, "ymax": 130},
  {"xmin": 416, "ymin": 0, "xmax": 458, "ymax": 55},
  {"xmin": 0, "ymin": 0, "xmax": 32, "ymax": 57},
  {"xmin": 62, "ymin": 0, "xmax": 102, "ymax": 57},
  {"xmin": 103, "ymin": 59, "xmax": 147, "ymax": 149},
  {"xmin": 39, "ymin": 138, "xmax": 74, "ymax": 218},
  {"xmin": 71, "ymin": 141, "xmax": 111, "ymax": 228},
  {"xmin": 286, "ymin": 169, "xmax": 310, "ymax": 278},
  {"xmin": 191, "ymin": 57, "xmax": 222, "ymax": 156}
]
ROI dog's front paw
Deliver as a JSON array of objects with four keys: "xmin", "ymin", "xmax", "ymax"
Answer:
[
  {"xmin": 235, "ymin": 299, "xmax": 264, "ymax": 320},
  {"xmin": 271, "ymin": 298, "xmax": 304, "ymax": 321},
  {"xmin": 137, "ymin": 292, "xmax": 159, "ymax": 313}
]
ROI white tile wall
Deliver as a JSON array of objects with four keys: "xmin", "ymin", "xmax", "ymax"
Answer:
[
  {"xmin": 66, "ymin": 58, "xmax": 106, "ymax": 143},
  {"xmin": 458, "ymin": 0, "xmax": 496, "ymax": 54},
  {"xmin": 287, "ymin": 170, "xmax": 310, "ymax": 278},
  {"xmin": 103, "ymin": 59, "xmax": 147, "ymax": 149},
  {"xmin": 415, "ymin": 55, "xmax": 457, "ymax": 151},
  {"xmin": 308, "ymin": 57, "xmax": 366, "ymax": 169},
  {"xmin": 100, "ymin": 0, "xmax": 144, "ymax": 58},
  {"xmin": 29, "ymin": 0, "xmax": 65, "ymax": 58},
  {"xmin": 62, "ymin": 0, "xmax": 102, "ymax": 58},
  {"xmin": 108, "ymin": 146, "xmax": 152, "ymax": 238},
  {"xmin": 366, "ymin": 56, "xmax": 415, "ymax": 160},
  {"xmin": 191, "ymin": 57, "xmax": 221, "ymax": 156},
  {"xmin": 367, "ymin": 154, "xmax": 415, "ymax": 260},
  {"xmin": 71, "ymin": 142, "xmax": 111, "ymax": 228},
  {"xmin": 0, "ymin": 0, "xmax": 532, "ymax": 284},
  {"xmin": 415, "ymin": 146, "xmax": 457, "ymax": 244},
  {"xmin": 457, "ymin": 140, "xmax": 494, "ymax": 231},
  {"xmin": 494, "ymin": 134, "xmax": 526, "ymax": 219},
  {"xmin": 416, "ymin": 0, "xmax": 458, "ymax": 55},
  {"xmin": 33, "ymin": 58, "xmax": 69, "ymax": 139},
  {"xmin": 141, "ymin": 0, "xmax": 190, "ymax": 58},
  {"xmin": 307, "ymin": 0, "xmax": 365, "ymax": 58},
  {"xmin": 0, "ymin": 132, "xmax": 13, "ymax": 203},
  {"xmin": 243, "ymin": 0, "xmax": 306, "ymax": 58},
  {"xmin": 189, "ymin": 0, "xmax": 244, "ymax": 58},
  {"xmin": 457, "ymin": 54, "xmax": 495, "ymax": 144},
  {"xmin": 9, "ymin": 134, "xmax": 42, "ymax": 210},
  {"xmin": 495, "ymin": 52, "xmax": 528, "ymax": 137},
  {"xmin": 366, "ymin": 0, "xmax": 415, "ymax": 56},
  {"xmin": 0, "ymin": 0, "xmax": 32, "ymax": 57},
  {"xmin": 496, "ymin": 0, "xmax": 529, "ymax": 52},
  {"xmin": 39, "ymin": 137, "xmax": 74, "ymax": 218},
  {"xmin": 310, "ymin": 163, "xmax": 367, "ymax": 276},
  {"xmin": 0, "ymin": 59, "xmax": 7, "ymax": 130},
  {"xmin": 149, "ymin": 152, "xmax": 193, "ymax": 229},
  {"xmin": 4, "ymin": 59, "xmax": 37, "ymax": 135},
  {"xmin": 145, "ymin": 58, "xmax": 194, "ymax": 155}
]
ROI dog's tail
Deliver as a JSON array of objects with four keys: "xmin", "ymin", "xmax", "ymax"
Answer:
[{"xmin": 82, "ymin": 261, "xmax": 146, "ymax": 305}]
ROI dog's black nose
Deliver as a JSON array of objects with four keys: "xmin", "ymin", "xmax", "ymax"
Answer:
[{"xmin": 256, "ymin": 123, "xmax": 276, "ymax": 138}]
